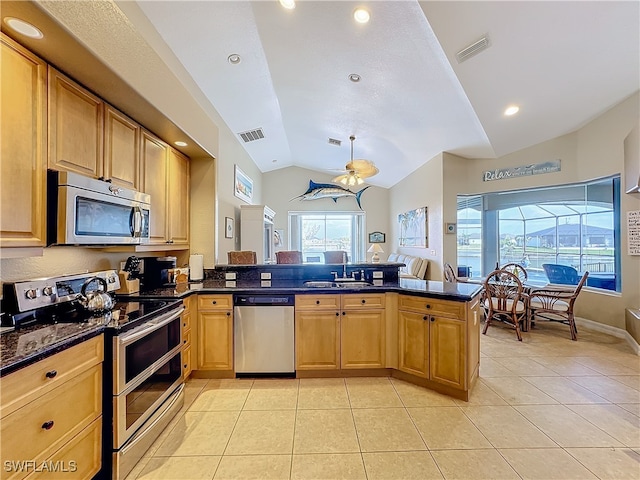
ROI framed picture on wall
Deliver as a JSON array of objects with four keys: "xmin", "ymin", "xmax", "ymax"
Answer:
[
  {"xmin": 234, "ymin": 165, "xmax": 253, "ymax": 203},
  {"xmin": 225, "ymin": 217, "xmax": 234, "ymax": 238},
  {"xmin": 368, "ymin": 231, "xmax": 386, "ymax": 243}
]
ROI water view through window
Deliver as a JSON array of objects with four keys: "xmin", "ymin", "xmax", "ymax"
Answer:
[{"xmin": 457, "ymin": 176, "xmax": 620, "ymax": 291}]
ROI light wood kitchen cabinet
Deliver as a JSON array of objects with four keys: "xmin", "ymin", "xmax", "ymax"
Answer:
[
  {"xmin": 0, "ymin": 335, "xmax": 103, "ymax": 480},
  {"xmin": 168, "ymin": 148, "xmax": 190, "ymax": 245},
  {"xmin": 140, "ymin": 129, "xmax": 190, "ymax": 246},
  {"xmin": 0, "ymin": 34, "xmax": 47, "ymax": 250},
  {"xmin": 398, "ymin": 295, "xmax": 468, "ymax": 390},
  {"xmin": 295, "ymin": 294, "xmax": 341, "ymax": 370},
  {"xmin": 340, "ymin": 293, "xmax": 386, "ymax": 369},
  {"xmin": 104, "ymin": 104, "xmax": 140, "ymax": 189},
  {"xmin": 182, "ymin": 296, "xmax": 194, "ymax": 379},
  {"xmin": 197, "ymin": 295, "xmax": 233, "ymax": 371},
  {"xmin": 48, "ymin": 67, "xmax": 104, "ymax": 178}
]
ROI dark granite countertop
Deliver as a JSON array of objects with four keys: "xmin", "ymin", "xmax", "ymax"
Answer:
[
  {"xmin": 0, "ymin": 316, "xmax": 107, "ymax": 377},
  {"xmin": 128, "ymin": 278, "xmax": 483, "ymax": 302},
  {"xmin": 1, "ymin": 279, "xmax": 482, "ymax": 376}
]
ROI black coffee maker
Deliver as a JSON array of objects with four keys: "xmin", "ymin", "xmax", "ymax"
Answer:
[{"xmin": 141, "ymin": 256, "xmax": 177, "ymax": 291}]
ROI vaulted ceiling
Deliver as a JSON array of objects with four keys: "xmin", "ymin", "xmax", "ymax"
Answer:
[{"xmin": 134, "ymin": 1, "xmax": 639, "ymax": 188}]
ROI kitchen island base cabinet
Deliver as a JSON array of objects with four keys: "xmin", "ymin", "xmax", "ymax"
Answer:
[
  {"xmin": 197, "ymin": 295, "xmax": 233, "ymax": 373},
  {"xmin": 295, "ymin": 311, "xmax": 341, "ymax": 370},
  {"xmin": 398, "ymin": 311, "xmax": 429, "ymax": 378},
  {"xmin": 341, "ymin": 310, "xmax": 386, "ymax": 369}
]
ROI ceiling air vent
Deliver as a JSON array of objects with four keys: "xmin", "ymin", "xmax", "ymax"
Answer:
[
  {"xmin": 238, "ymin": 128, "xmax": 265, "ymax": 143},
  {"xmin": 456, "ymin": 35, "xmax": 490, "ymax": 63},
  {"xmin": 328, "ymin": 138, "xmax": 342, "ymax": 146}
]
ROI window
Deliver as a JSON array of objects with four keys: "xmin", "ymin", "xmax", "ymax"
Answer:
[
  {"xmin": 457, "ymin": 176, "xmax": 620, "ymax": 291},
  {"xmin": 288, "ymin": 211, "xmax": 366, "ymax": 263}
]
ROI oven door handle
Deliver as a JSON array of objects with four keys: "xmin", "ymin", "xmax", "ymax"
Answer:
[{"xmin": 119, "ymin": 307, "xmax": 184, "ymax": 347}]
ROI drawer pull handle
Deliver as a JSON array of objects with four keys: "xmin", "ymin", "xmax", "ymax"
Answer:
[
  {"xmin": 316, "ymin": 300, "xmax": 320, "ymax": 305},
  {"xmin": 45, "ymin": 370, "xmax": 57, "ymax": 379},
  {"xmin": 42, "ymin": 420, "xmax": 54, "ymax": 430},
  {"xmin": 361, "ymin": 299, "xmax": 366, "ymax": 304}
]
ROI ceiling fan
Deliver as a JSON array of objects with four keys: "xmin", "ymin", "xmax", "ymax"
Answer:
[{"xmin": 332, "ymin": 135, "xmax": 379, "ymax": 186}]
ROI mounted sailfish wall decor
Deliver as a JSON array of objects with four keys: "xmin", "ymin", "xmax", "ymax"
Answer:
[{"xmin": 292, "ymin": 180, "xmax": 370, "ymax": 210}]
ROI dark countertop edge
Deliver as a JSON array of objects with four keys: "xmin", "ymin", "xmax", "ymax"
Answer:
[
  {"xmin": 0, "ymin": 325, "xmax": 104, "ymax": 378},
  {"xmin": 132, "ymin": 282, "xmax": 484, "ymax": 303},
  {"xmin": 213, "ymin": 262, "xmax": 406, "ymax": 269}
]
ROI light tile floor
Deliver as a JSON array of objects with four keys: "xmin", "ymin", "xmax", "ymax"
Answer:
[{"xmin": 127, "ymin": 322, "xmax": 639, "ymax": 479}]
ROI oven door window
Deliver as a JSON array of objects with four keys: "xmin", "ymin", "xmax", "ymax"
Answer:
[
  {"xmin": 125, "ymin": 318, "xmax": 181, "ymax": 383},
  {"xmin": 76, "ymin": 196, "xmax": 134, "ymax": 238},
  {"xmin": 124, "ymin": 352, "xmax": 182, "ymax": 430}
]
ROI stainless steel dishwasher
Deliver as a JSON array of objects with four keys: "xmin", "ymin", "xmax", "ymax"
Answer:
[{"xmin": 233, "ymin": 294, "xmax": 295, "ymax": 376}]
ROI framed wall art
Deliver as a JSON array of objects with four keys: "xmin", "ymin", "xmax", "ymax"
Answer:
[
  {"xmin": 398, "ymin": 207, "xmax": 428, "ymax": 247},
  {"xmin": 368, "ymin": 231, "xmax": 386, "ymax": 243},
  {"xmin": 225, "ymin": 217, "xmax": 234, "ymax": 239},
  {"xmin": 234, "ymin": 165, "xmax": 253, "ymax": 203}
]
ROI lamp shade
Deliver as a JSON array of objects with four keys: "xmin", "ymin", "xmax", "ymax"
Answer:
[{"xmin": 367, "ymin": 243, "xmax": 384, "ymax": 263}]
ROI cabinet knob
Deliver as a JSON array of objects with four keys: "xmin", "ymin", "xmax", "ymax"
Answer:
[
  {"xmin": 423, "ymin": 316, "xmax": 428, "ymax": 321},
  {"xmin": 426, "ymin": 304, "xmax": 431, "ymax": 309},
  {"xmin": 212, "ymin": 300, "xmax": 217, "ymax": 304},
  {"xmin": 361, "ymin": 299, "xmax": 366, "ymax": 304},
  {"xmin": 342, "ymin": 312, "xmax": 346, "ymax": 316},
  {"xmin": 335, "ymin": 312, "xmax": 339, "ymax": 316},
  {"xmin": 430, "ymin": 317, "xmax": 435, "ymax": 322},
  {"xmin": 183, "ymin": 322, "xmax": 186, "ymax": 327},
  {"xmin": 45, "ymin": 370, "xmax": 57, "ymax": 379},
  {"xmin": 316, "ymin": 300, "xmax": 320, "ymax": 305},
  {"xmin": 184, "ymin": 364, "xmax": 187, "ymax": 369},
  {"xmin": 226, "ymin": 312, "xmax": 231, "ymax": 316},
  {"xmin": 41, "ymin": 420, "xmax": 54, "ymax": 430},
  {"xmin": 183, "ymin": 339, "xmax": 187, "ymax": 344}
]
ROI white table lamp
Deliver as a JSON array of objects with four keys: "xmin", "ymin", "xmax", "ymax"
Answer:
[{"xmin": 367, "ymin": 244, "xmax": 384, "ymax": 263}]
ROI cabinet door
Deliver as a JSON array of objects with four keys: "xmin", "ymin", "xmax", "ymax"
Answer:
[
  {"xmin": 198, "ymin": 310, "xmax": 233, "ymax": 370},
  {"xmin": 104, "ymin": 105, "xmax": 139, "ymax": 189},
  {"xmin": 429, "ymin": 316, "xmax": 466, "ymax": 389},
  {"xmin": 295, "ymin": 310, "xmax": 340, "ymax": 370},
  {"xmin": 168, "ymin": 148, "xmax": 190, "ymax": 244},
  {"xmin": 398, "ymin": 310, "xmax": 429, "ymax": 378},
  {"xmin": 48, "ymin": 67, "xmax": 103, "ymax": 177},
  {"xmin": 140, "ymin": 130, "xmax": 168, "ymax": 244},
  {"xmin": 341, "ymin": 310, "xmax": 385, "ymax": 369},
  {"xmin": 0, "ymin": 35, "xmax": 47, "ymax": 248}
]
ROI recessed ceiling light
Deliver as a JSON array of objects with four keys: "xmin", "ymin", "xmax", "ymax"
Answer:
[
  {"xmin": 348, "ymin": 73, "xmax": 361, "ymax": 83},
  {"xmin": 227, "ymin": 54, "xmax": 241, "ymax": 65},
  {"xmin": 353, "ymin": 8, "xmax": 370, "ymax": 24},
  {"xmin": 174, "ymin": 141, "xmax": 188, "ymax": 147},
  {"xmin": 4, "ymin": 17, "xmax": 43, "ymax": 39},
  {"xmin": 279, "ymin": 0, "xmax": 296, "ymax": 9},
  {"xmin": 504, "ymin": 105, "xmax": 520, "ymax": 116}
]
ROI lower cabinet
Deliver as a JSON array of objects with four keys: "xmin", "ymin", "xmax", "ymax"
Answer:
[
  {"xmin": 197, "ymin": 295, "xmax": 233, "ymax": 371},
  {"xmin": 398, "ymin": 295, "xmax": 467, "ymax": 390},
  {"xmin": 295, "ymin": 310, "xmax": 341, "ymax": 370},
  {"xmin": 0, "ymin": 336, "xmax": 103, "ymax": 480},
  {"xmin": 182, "ymin": 296, "xmax": 193, "ymax": 379},
  {"xmin": 341, "ymin": 309, "xmax": 386, "ymax": 369}
]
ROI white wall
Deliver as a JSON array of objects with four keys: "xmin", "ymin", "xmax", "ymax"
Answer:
[{"xmin": 262, "ymin": 166, "xmax": 390, "ymax": 262}]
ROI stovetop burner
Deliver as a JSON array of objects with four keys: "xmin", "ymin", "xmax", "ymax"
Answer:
[{"xmin": 109, "ymin": 299, "xmax": 169, "ymax": 328}]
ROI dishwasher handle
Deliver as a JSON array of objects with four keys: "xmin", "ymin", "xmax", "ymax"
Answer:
[{"xmin": 233, "ymin": 294, "xmax": 295, "ymax": 306}]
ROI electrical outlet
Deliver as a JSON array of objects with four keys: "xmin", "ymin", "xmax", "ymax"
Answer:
[
  {"xmin": 261, "ymin": 272, "xmax": 271, "ymax": 280},
  {"xmin": 225, "ymin": 272, "xmax": 237, "ymax": 280},
  {"xmin": 430, "ymin": 249, "xmax": 436, "ymax": 255}
]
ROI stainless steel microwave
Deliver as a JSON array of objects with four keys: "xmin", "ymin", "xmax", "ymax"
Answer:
[{"xmin": 47, "ymin": 170, "xmax": 150, "ymax": 245}]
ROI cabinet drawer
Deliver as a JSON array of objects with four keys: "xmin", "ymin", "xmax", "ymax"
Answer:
[
  {"xmin": 399, "ymin": 295, "xmax": 465, "ymax": 318},
  {"xmin": 198, "ymin": 294, "xmax": 232, "ymax": 311},
  {"xmin": 0, "ymin": 364, "xmax": 102, "ymax": 477},
  {"xmin": 341, "ymin": 293, "xmax": 386, "ymax": 309},
  {"xmin": 26, "ymin": 417, "xmax": 102, "ymax": 480},
  {"xmin": 295, "ymin": 294, "xmax": 341, "ymax": 310},
  {"xmin": 182, "ymin": 310, "xmax": 191, "ymax": 334},
  {"xmin": 182, "ymin": 328, "xmax": 192, "ymax": 348},
  {"xmin": 183, "ymin": 345, "xmax": 192, "ymax": 379},
  {"xmin": 183, "ymin": 296, "xmax": 192, "ymax": 315},
  {"xmin": 0, "ymin": 335, "xmax": 103, "ymax": 419}
]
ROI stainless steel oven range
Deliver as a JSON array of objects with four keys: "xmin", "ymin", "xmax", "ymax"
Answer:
[{"xmin": 1, "ymin": 270, "xmax": 185, "ymax": 480}]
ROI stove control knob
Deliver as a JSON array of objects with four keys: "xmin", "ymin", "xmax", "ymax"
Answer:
[
  {"xmin": 25, "ymin": 288, "xmax": 39, "ymax": 299},
  {"xmin": 42, "ymin": 286, "xmax": 54, "ymax": 296}
]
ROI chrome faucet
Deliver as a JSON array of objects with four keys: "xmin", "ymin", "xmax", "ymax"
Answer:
[{"xmin": 342, "ymin": 252, "xmax": 347, "ymax": 279}]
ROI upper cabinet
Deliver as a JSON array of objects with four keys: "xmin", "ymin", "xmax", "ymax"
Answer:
[
  {"xmin": 48, "ymin": 67, "xmax": 104, "ymax": 178},
  {"xmin": 104, "ymin": 105, "xmax": 140, "ymax": 190},
  {"xmin": 0, "ymin": 34, "xmax": 47, "ymax": 249},
  {"xmin": 141, "ymin": 130, "xmax": 190, "ymax": 246}
]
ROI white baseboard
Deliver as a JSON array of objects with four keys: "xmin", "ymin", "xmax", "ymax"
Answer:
[{"xmin": 575, "ymin": 317, "xmax": 640, "ymax": 355}]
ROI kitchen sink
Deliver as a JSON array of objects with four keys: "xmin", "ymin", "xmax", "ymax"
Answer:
[{"xmin": 303, "ymin": 281, "xmax": 373, "ymax": 288}]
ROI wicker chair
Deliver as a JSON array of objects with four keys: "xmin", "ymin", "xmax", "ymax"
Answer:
[
  {"xmin": 275, "ymin": 250, "xmax": 303, "ymax": 264},
  {"xmin": 443, "ymin": 263, "xmax": 458, "ymax": 282},
  {"xmin": 227, "ymin": 251, "xmax": 257, "ymax": 265},
  {"xmin": 501, "ymin": 262, "xmax": 528, "ymax": 283},
  {"xmin": 482, "ymin": 269, "xmax": 528, "ymax": 341},
  {"xmin": 528, "ymin": 271, "xmax": 589, "ymax": 340},
  {"xmin": 323, "ymin": 251, "xmax": 348, "ymax": 264}
]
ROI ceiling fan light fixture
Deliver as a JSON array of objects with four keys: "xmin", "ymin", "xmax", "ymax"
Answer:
[
  {"xmin": 353, "ymin": 8, "xmax": 370, "ymax": 24},
  {"xmin": 332, "ymin": 135, "xmax": 377, "ymax": 186}
]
